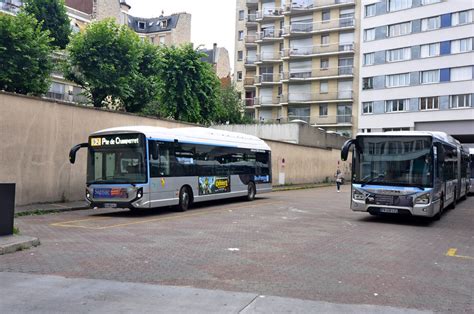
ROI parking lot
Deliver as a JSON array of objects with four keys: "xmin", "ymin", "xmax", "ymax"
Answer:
[{"xmin": 1, "ymin": 186, "xmax": 473, "ymax": 312}]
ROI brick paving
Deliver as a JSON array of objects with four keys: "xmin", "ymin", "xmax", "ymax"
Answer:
[{"xmin": 1, "ymin": 186, "xmax": 473, "ymax": 312}]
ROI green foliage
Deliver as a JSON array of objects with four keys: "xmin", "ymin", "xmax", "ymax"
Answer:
[
  {"xmin": 0, "ymin": 13, "xmax": 53, "ymax": 95},
  {"xmin": 155, "ymin": 44, "xmax": 222, "ymax": 124},
  {"xmin": 23, "ymin": 0, "xmax": 71, "ymax": 49},
  {"xmin": 13, "ymin": 226, "xmax": 20, "ymax": 235},
  {"xmin": 123, "ymin": 42, "xmax": 161, "ymax": 113},
  {"xmin": 215, "ymin": 84, "xmax": 245, "ymax": 124},
  {"xmin": 65, "ymin": 19, "xmax": 141, "ymax": 108}
]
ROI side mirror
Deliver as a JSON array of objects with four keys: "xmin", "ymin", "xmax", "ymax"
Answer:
[
  {"xmin": 69, "ymin": 143, "xmax": 88, "ymax": 164},
  {"xmin": 150, "ymin": 142, "xmax": 159, "ymax": 160},
  {"xmin": 341, "ymin": 139, "xmax": 355, "ymax": 161}
]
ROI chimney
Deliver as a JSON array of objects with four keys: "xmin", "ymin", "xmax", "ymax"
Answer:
[{"xmin": 213, "ymin": 43, "xmax": 217, "ymax": 64}]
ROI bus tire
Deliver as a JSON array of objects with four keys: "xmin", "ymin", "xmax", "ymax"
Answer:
[
  {"xmin": 433, "ymin": 197, "xmax": 444, "ymax": 221},
  {"xmin": 246, "ymin": 182, "xmax": 256, "ymax": 201},
  {"xmin": 178, "ymin": 186, "xmax": 192, "ymax": 212}
]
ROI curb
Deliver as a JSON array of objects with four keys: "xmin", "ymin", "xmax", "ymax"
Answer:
[
  {"xmin": 273, "ymin": 183, "xmax": 333, "ymax": 192},
  {"xmin": 0, "ymin": 235, "xmax": 40, "ymax": 255}
]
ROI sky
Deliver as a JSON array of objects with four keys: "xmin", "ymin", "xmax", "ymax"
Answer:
[{"xmin": 127, "ymin": 0, "xmax": 237, "ymax": 70}]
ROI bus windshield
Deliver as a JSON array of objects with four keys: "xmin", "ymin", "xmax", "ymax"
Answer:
[
  {"xmin": 354, "ymin": 136, "xmax": 433, "ymax": 188},
  {"xmin": 87, "ymin": 134, "xmax": 147, "ymax": 184}
]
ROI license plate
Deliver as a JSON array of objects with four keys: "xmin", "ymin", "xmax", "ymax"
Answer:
[
  {"xmin": 380, "ymin": 208, "xmax": 398, "ymax": 214},
  {"xmin": 104, "ymin": 203, "xmax": 117, "ymax": 208}
]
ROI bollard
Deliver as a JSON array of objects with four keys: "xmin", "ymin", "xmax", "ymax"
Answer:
[{"xmin": 0, "ymin": 183, "xmax": 15, "ymax": 236}]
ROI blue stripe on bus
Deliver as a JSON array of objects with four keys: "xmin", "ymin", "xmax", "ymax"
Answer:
[{"xmin": 352, "ymin": 184, "xmax": 431, "ymax": 192}]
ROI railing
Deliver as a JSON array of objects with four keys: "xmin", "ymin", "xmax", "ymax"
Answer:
[
  {"xmin": 244, "ymin": 77, "xmax": 255, "ymax": 86},
  {"xmin": 244, "ymin": 35, "xmax": 257, "ymax": 44},
  {"xmin": 277, "ymin": 115, "xmax": 352, "ymax": 125},
  {"xmin": 255, "ymin": 73, "xmax": 281, "ymax": 84},
  {"xmin": 282, "ymin": 43, "xmax": 354, "ymax": 57},
  {"xmin": 283, "ymin": 17, "xmax": 355, "ymax": 35},
  {"xmin": 246, "ymin": 0, "xmax": 258, "ymax": 6},
  {"xmin": 283, "ymin": 0, "xmax": 355, "ymax": 12},
  {"xmin": 257, "ymin": 51, "xmax": 283, "ymax": 62},
  {"xmin": 244, "ymin": 56, "xmax": 257, "ymax": 66},
  {"xmin": 281, "ymin": 66, "xmax": 354, "ymax": 79},
  {"xmin": 254, "ymin": 96, "xmax": 281, "ymax": 106},
  {"xmin": 256, "ymin": 8, "xmax": 284, "ymax": 20},
  {"xmin": 280, "ymin": 91, "xmax": 353, "ymax": 103},
  {"xmin": 244, "ymin": 98, "xmax": 255, "ymax": 107},
  {"xmin": 336, "ymin": 115, "xmax": 352, "ymax": 123},
  {"xmin": 246, "ymin": 14, "xmax": 257, "ymax": 23},
  {"xmin": 257, "ymin": 29, "xmax": 283, "ymax": 40}
]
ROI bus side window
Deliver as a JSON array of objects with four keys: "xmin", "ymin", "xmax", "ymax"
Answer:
[{"xmin": 149, "ymin": 141, "xmax": 160, "ymax": 177}]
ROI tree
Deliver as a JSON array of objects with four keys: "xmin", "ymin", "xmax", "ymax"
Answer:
[
  {"xmin": 123, "ymin": 42, "xmax": 161, "ymax": 113},
  {"xmin": 0, "ymin": 13, "xmax": 53, "ymax": 95},
  {"xmin": 155, "ymin": 44, "xmax": 222, "ymax": 124},
  {"xmin": 65, "ymin": 19, "xmax": 141, "ymax": 108},
  {"xmin": 23, "ymin": 0, "xmax": 71, "ymax": 49},
  {"xmin": 216, "ymin": 84, "xmax": 246, "ymax": 124}
]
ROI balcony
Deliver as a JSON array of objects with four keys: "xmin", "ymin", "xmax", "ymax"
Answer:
[
  {"xmin": 282, "ymin": 42, "xmax": 354, "ymax": 58},
  {"xmin": 256, "ymin": 7, "xmax": 284, "ymax": 21},
  {"xmin": 246, "ymin": 0, "xmax": 258, "ymax": 7},
  {"xmin": 280, "ymin": 91, "xmax": 353, "ymax": 104},
  {"xmin": 283, "ymin": 17, "xmax": 355, "ymax": 36},
  {"xmin": 278, "ymin": 115, "xmax": 353, "ymax": 125},
  {"xmin": 245, "ymin": 14, "xmax": 258, "ymax": 27},
  {"xmin": 281, "ymin": 66, "xmax": 354, "ymax": 81},
  {"xmin": 244, "ymin": 34, "xmax": 257, "ymax": 46},
  {"xmin": 254, "ymin": 96, "xmax": 281, "ymax": 106},
  {"xmin": 244, "ymin": 98, "xmax": 256, "ymax": 107},
  {"xmin": 244, "ymin": 77, "xmax": 256, "ymax": 87},
  {"xmin": 283, "ymin": 0, "xmax": 355, "ymax": 14},
  {"xmin": 255, "ymin": 73, "xmax": 282, "ymax": 84},
  {"xmin": 256, "ymin": 29, "xmax": 283, "ymax": 41},
  {"xmin": 256, "ymin": 51, "xmax": 283, "ymax": 63},
  {"xmin": 244, "ymin": 56, "xmax": 257, "ymax": 67}
]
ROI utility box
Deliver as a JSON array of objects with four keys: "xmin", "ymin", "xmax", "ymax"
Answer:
[{"xmin": 0, "ymin": 183, "xmax": 15, "ymax": 236}]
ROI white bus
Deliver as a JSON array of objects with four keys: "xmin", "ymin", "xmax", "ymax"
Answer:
[
  {"xmin": 341, "ymin": 131, "xmax": 470, "ymax": 220},
  {"xmin": 469, "ymin": 148, "xmax": 474, "ymax": 195},
  {"xmin": 69, "ymin": 126, "xmax": 272, "ymax": 211}
]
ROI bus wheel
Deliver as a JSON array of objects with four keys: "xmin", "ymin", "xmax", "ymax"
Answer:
[
  {"xmin": 434, "ymin": 197, "xmax": 444, "ymax": 221},
  {"xmin": 246, "ymin": 182, "xmax": 256, "ymax": 201},
  {"xmin": 178, "ymin": 187, "xmax": 192, "ymax": 212}
]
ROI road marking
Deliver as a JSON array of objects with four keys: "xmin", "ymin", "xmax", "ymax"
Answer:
[
  {"xmin": 50, "ymin": 200, "xmax": 283, "ymax": 230},
  {"xmin": 445, "ymin": 248, "xmax": 474, "ymax": 260}
]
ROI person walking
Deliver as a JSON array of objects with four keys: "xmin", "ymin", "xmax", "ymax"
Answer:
[{"xmin": 335, "ymin": 169, "xmax": 343, "ymax": 192}]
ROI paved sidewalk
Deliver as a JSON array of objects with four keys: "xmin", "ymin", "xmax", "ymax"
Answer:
[
  {"xmin": 0, "ymin": 235, "xmax": 39, "ymax": 255},
  {"xmin": 15, "ymin": 201, "xmax": 89, "ymax": 215},
  {"xmin": 0, "ymin": 272, "xmax": 428, "ymax": 313}
]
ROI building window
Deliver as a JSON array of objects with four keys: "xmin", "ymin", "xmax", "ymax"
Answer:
[
  {"xmin": 149, "ymin": 36, "xmax": 155, "ymax": 44},
  {"xmin": 452, "ymin": 10, "xmax": 473, "ymax": 26},
  {"xmin": 386, "ymin": 47, "xmax": 411, "ymax": 62},
  {"xmin": 322, "ymin": 9, "xmax": 330, "ymax": 21},
  {"xmin": 138, "ymin": 21, "xmax": 146, "ymax": 30},
  {"xmin": 383, "ymin": 127, "xmax": 410, "ymax": 132},
  {"xmin": 420, "ymin": 70, "xmax": 440, "ymax": 84},
  {"xmin": 159, "ymin": 36, "xmax": 165, "ymax": 45},
  {"xmin": 451, "ymin": 66, "xmax": 472, "ymax": 81},
  {"xmin": 362, "ymin": 77, "xmax": 373, "ymax": 90},
  {"xmin": 419, "ymin": 97, "xmax": 439, "ymax": 110},
  {"xmin": 319, "ymin": 104, "xmax": 328, "ymax": 116},
  {"xmin": 365, "ymin": 4, "xmax": 376, "ymax": 17},
  {"xmin": 420, "ymin": 43, "xmax": 440, "ymax": 58},
  {"xmin": 364, "ymin": 28, "xmax": 375, "ymax": 41},
  {"xmin": 320, "ymin": 58, "xmax": 329, "ymax": 69},
  {"xmin": 386, "ymin": 73, "xmax": 410, "ymax": 87},
  {"xmin": 161, "ymin": 19, "xmax": 168, "ymax": 28},
  {"xmin": 362, "ymin": 102, "xmax": 373, "ymax": 114},
  {"xmin": 320, "ymin": 81, "xmax": 328, "ymax": 93},
  {"xmin": 238, "ymin": 31, "xmax": 244, "ymax": 41},
  {"xmin": 422, "ymin": 0, "xmax": 441, "ymax": 4},
  {"xmin": 237, "ymin": 71, "xmax": 243, "ymax": 81},
  {"xmin": 363, "ymin": 53, "xmax": 375, "ymax": 66},
  {"xmin": 451, "ymin": 38, "xmax": 473, "ymax": 54},
  {"xmin": 388, "ymin": 22, "xmax": 411, "ymax": 37},
  {"xmin": 238, "ymin": 50, "xmax": 243, "ymax": 61},
  {"xmin": 321, "ymin": 34, "xmax": 329, "ymax": 45},
  {"xmin": 387, "ymin": 0, "xmax": 412, "ymax": 12},
  {"xmin": 385, "ymin": 99, "xmax": 408, "ymax": 112},
  {"xmin": 450, "ymin": 94, "xmax": 472, "ymax": 108},
  {"xmin": 239, "ymin": 10, "xmax": 244, "ymax": 21},
  {"xmin": 421, "ymin": 16, "xmax": 441, "ymax": 31}
]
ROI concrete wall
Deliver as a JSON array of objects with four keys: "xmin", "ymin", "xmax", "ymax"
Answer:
[
  {"xmin": 171, "ymin": 13, "xmax": 191, "ymax": 45},
  {"xmin": 0, "ymin": 92, "xmax": 347, "ymax": 206}
]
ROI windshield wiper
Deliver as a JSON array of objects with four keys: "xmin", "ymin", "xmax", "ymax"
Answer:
[{"xmin": 361, "ymin": 175, "xmax": 384, "ymax": 187}]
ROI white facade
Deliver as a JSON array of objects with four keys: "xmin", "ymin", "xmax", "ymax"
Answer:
[{"xmin": 359, "ymin": 0, "xmax": 474, "ymax": 143}]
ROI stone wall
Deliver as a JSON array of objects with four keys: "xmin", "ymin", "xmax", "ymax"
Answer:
[{"xmin": 0, "ymin": 92, "xmax": 347, "ymax": 206}]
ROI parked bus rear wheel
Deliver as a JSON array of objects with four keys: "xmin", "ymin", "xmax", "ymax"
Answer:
[
  {"xmin": 246, "ymin": 182, "xmax": 256, "ymax": 201},
  {"xmin": 178, "ymin": 186, "xmax": 192, "ymax": 212}
]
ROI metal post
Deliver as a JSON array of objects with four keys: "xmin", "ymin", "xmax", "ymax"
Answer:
[{"xmin": 0, "ymin": 183, "xmax": 15, "ymax": 236}]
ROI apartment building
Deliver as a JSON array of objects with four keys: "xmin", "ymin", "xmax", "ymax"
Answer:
[
  {"xmin": 235, "ymin": 0, "xmax": 360, "ymax": 137},
  {"xmin": 359, "ymin": 0, "xmax": 474, "ymax": 143}
]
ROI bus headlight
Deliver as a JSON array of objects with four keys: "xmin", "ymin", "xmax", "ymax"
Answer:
[
  {"xmin": 415, "ymin": 193, "xmax": 430, "ymax": 205},
  {"xmin": 353, "ymin": 189, "xmax": 365, "ymax": 200},
  {"xmin": 136, "ymin": 187, "xmax": 143, "ymax": 200}
]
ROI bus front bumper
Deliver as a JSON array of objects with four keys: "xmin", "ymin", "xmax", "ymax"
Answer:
[{"xmin": 351, "ymin": 200, "xmax": 438, "ymax": 217}]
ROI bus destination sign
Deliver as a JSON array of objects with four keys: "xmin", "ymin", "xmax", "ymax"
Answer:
[{"xmin": 90, "ymin": 134, "xmax": 141, "ymax": 147}]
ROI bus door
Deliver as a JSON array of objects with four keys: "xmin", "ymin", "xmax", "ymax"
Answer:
[{"xmin": 149, "ymin": 141, "xmax": 177, "ymax": 206}]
